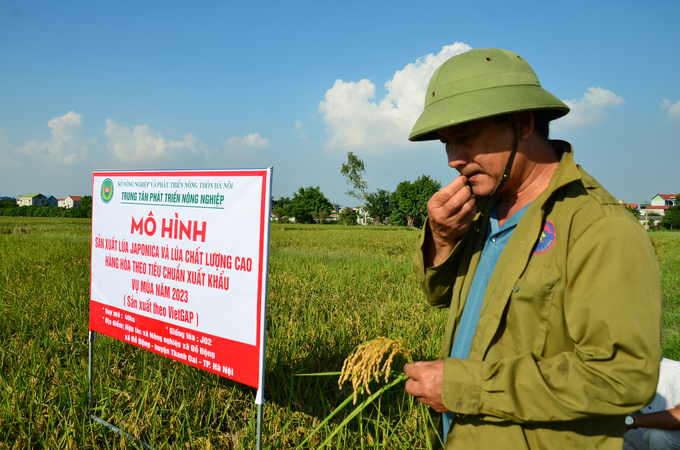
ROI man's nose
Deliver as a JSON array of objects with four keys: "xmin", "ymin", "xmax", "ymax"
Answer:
[{"xmin": 446, "ymin": 143, "xmax": 468, "ymax": 170}]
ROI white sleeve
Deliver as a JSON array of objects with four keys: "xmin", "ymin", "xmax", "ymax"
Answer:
[{"xmin": 664, "ymin": 360, "xmax": 680, "ymax": 408}]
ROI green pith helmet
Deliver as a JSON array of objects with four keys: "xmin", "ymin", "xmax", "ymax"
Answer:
[{"xmin": 409, "ymin": 48, "xmax": 570, "ymax": 142}]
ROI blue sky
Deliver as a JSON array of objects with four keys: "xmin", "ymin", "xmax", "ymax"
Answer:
[{"xmin": 1, "ymin": 0, "xmax": 678, "ymax": 206}]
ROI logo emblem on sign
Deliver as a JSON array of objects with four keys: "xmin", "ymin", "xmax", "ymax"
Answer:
[
  {"xmin": 101, "ymin": 178, "xmax": 114, "ymax": 204},
  {"xmin": 533, "ymin": 220, "xmax": 556, "ymax": 254}
]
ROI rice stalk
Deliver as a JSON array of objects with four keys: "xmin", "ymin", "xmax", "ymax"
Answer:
[{"xmin": 338, "ymin": 337, "xmax": 412, "ymax": 405}]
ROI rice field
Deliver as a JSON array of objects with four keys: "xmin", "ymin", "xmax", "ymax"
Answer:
[{"xmin": 1, "ymin": 218, "xmax": 679, "ymax": 448}]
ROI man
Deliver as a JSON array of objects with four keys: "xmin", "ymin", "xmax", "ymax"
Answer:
[
  {"xmin": 403, "ymin": 48, "xmax": 662, "ymax": 449},
  {"xmin": 624, "ymin": 358, "xmax": 680, "ymax": 450}
]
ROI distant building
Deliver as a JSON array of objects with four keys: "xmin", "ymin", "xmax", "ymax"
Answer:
[
  {"xmin": 618, "ymin": 199, "xmax": 638, "ymax": 209},
  {"xmin": 650, "ymin": 193, "xmax": 677, "ymax": 208},
  {"xmin": 58, "ymin": 195, "xmax": 82, "ymax": 209},
  {"xmin": 642, "ymin": 208, "xmax": 666, "ymax": 217},
  {"xmin": 18, "ymin": 193, "xmax": 47, "ymax": 206},
  {"xmin": 652, "ymin": 193, "xmax": 678, "ymax": 206},
  {"xmin": 643, "ymin": 193, "xmax": 678, "ymax": 216},
  {"xmin": 353, "ymin": 205, "xmax": 371, "ymax": 225},
  {"xmin": 46, "ymin": 195, "xmax": 58, "ymax": 207},
  {"xmin": 639, "ymin": 193, "xmax": 677, "ymax": 229}
]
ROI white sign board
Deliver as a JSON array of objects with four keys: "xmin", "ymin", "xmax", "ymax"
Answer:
[{"xmin": 90, "ymin": 169, "xmax": 272, "ymax": 395}]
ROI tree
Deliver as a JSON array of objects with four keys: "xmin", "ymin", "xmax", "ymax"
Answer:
[
  {"xmin": 0, "ymin": 198, "xmax": 17, "ymax": 208},
  {"xmin": 289, "ymin": 186, "xmax": 333, "ymax": 224},
  {"xmin": 340, "ymin": 152, "xmax": 368, "ymax": 200},
  {"xmin": 390, "ymin": 175, "xmax": 441, "ymax": 228},
  {"xmin": 341, "ymin": 152, "xmax": 369, "ymax": 223},
  {"xmin": 81, "ymin": 195, "xmax": 92, "ymax": 210},
  {"xmin": 388, "ymin": 192, "xmax": 407, "ymax": 226},
  {"xmin": 625, "ymin": 206, "xmax": 640, "ymax": 218},
  {"xmin": 676, "ymin": 194, "xmax": 680, "ymax": 205},
  {"xmin": 311, "ymin": 210, "xmax": 330, "ymax": 223},
  {"xmin": 661, "ymin": 206, "xmax": 680, "ymax": 230},
  {"xmin": 271, "ymin": 196, "xmax": 293, "ymax": 222},
  {"xmin": 364, "ymin": 189, "xmax": 391, "ymax": 225},
  {"xmin": 338, "ymin": 207, "xmax": 358, "ymax": 225},
  {"xmin": 63, "ymin": 205, "xmax": 90, "ymax": 218},
  {"xmin": 79, "ymin": 195, "xmax": 93, "ymax": 218},
  {"xmin": 272, "ymin": 196, "xmax": 292, "ymax": 209}
]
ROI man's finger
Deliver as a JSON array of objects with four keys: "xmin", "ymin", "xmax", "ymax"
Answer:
[
  {"xmin": 429, "ymin": 176, "xmax": 468, "ymax": 207},
  {"xmin": 440, "ymin": 185, "xmax": 474, "ymax": 216},
  {"xmin": 405, "ymin": 377, "xmax": 423, "ymax": 397},
  {"xmin": 403, "ymin": 362, "xmax": 414, "ymax": 378},
  {"xmin": 428, "ymin": 184, "xmax": 473, "ymax": 223},
  {"xmin": 404, "ymin": 361, "xmax": 429, "ymax": 379}
]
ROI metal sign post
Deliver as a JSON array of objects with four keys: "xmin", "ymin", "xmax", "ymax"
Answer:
[
  {"xmin": 88, "ymin": 331, "xmax": 156, "ymax": 449},
  {"xmin": 88, "ymin": 331, "xmax": 266, "ymax": 448}
]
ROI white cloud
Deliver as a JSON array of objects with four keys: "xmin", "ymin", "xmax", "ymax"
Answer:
[
  {"xmin": 6, "ymin": 114, "xmax": 267, "ymax": 167},
  {"xmin": 19, "ymin": 111, "xmax": 89, "ymax": 164},
  {"xmin": 295, "ymin": 120, "xmax": 307, "ymax": 139},
  {"xmin": 661, "ymin": 98, "xmax": 680, "ymax": 119},
  {"xmin": 222, "ymin": 133, "xmax": 270, "ymax": 150},
  {"xmin": 553, "ymin": 87, "xmax": 625, "ymax": 130},
  {"xmin": 104, "ymin": 119, "xmax": 204, "ymax": 161},
  {"xmin": 318, "ymin": 42, "xmax": 472, "ymax": 152}
]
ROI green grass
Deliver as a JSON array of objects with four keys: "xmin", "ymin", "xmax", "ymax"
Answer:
[
  {"xmin": 652, "ymin": 232, "xmax": 680, "ymax": 360},
  {"xmin": 0, "ymin": 219, "xmax": 441, "ymax": 449},
  {"xmin": 1, "ymin": 218, "xmax": 679, "ymax": 448}
]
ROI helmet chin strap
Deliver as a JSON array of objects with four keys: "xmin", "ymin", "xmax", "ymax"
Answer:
[{"xmin": 487, "ymin": 115, "xmax": 520, "ymax": 198}]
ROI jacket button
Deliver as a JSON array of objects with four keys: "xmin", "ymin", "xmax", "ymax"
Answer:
[{"xmin": 512, "ymin": 285, "xmax": 519, "ymax": 292}]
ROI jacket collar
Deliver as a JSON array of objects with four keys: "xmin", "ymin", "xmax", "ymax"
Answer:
[
  {"xmin": 472, "ymin": 140, "xmax": 581, "ymax": 358},
  {"xmin": 535, "ymin": 140, "xmax": 581, "ymax": 208},
  {"xmin": 474, "ymin": 140, "xmax": 581, "ymax": 227}
]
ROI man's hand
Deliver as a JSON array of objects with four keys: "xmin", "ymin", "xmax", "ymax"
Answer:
[
  {"xmin": 404, "ymin": 360, "xmax": 449, "ymax": 413},
  {"xmin": 425, "ymin": 176, "xmax": 477, "ymax": 267}
]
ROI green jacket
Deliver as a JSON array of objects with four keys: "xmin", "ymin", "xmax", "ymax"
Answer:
[{"xmin": 413, "ymin": 141, "xmax": 662, "ymax": 449}]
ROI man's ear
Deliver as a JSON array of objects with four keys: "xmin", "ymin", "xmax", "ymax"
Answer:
[{"xmin": 514, "ymin": 111, "xmax": 534, "ymax": 141}]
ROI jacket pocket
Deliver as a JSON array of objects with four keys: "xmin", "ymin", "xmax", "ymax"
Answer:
[{"xmin": 497, "ymin": 274, "xmax": 559, "ymax": 356}]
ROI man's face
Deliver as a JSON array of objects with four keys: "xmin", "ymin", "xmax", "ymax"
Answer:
[{"xmin": 436, "ymin": 116, "xmax": 515, "ymax": 198}]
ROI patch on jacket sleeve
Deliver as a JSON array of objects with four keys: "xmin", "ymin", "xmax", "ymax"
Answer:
[{"xmin": 533, "ymin": 220, "xmax": 556, "ymax": 255}]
